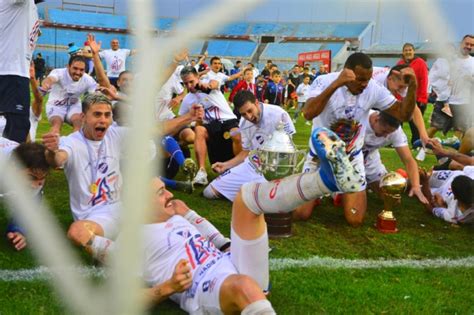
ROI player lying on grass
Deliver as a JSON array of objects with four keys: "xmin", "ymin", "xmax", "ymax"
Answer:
[
  {"xmin": 73, "ymin": 127, "xmax": 364, "ymax": 313},
  {"xmin": 420, "ymin": 166, "xmax": 474, "ymax": 224},
  {"xmin": 0, "ymin": 138, "xmax": 50, "ymax": 250}
]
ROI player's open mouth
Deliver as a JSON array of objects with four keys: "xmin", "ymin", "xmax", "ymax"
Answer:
[
  {"xmin": 165, "ymin": 199, "xmax": 174, "ymax": 208},
  {"xmin": 95, "ymin": 127, "xmax": 106, "ymax": 136}
]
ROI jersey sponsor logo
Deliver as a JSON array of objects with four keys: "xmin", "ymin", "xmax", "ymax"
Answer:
[
  {"xmin": 88, "ymin": 171, "xmax": 120, "ymax": 207},
  {"xmin": 15, "ymin": 104, "xmax": 24, "ymax": 111},
  {"xmin": 98, "ymin": 162, "xmax": 109, "ymax": 174},
  {"xmin": 436, "ymin": 171, "xmax": 451, "ymax": 181},
  {"xmin": 111, "ymin": 56, "xmax": 124, "ymax": 72},
  {"xmin": 202, "ymin": 278, "xmax": 217, "ymax": 293}
]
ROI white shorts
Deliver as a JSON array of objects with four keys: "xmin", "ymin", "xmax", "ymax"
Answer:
[
  {"xmin": 181, "ymin": 254, "xmax": 237, "ymax": 315},
  {"xmin": 80, "ymin": 203, "xmax": 121, "ymax": 240},
  {"xmin": 46, "ymin": 102, "xmax": 82, "ymax": 123},
  {"xmin": 303, "ymin": 151, "xmax": 367, "ymax": 191},
  {"xmin": 209, "ymin": 158, "xmax": 267, "ymax": 202},
  {"xmin": 364, "ymin": 153, "xmax": 388, "ymax": 184}
]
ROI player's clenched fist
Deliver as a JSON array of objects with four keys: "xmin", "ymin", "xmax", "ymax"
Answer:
[
  {"xmin": 42, "ymin": 132, "xmax": 60, "ymax": 152},
  {"xmin": 336, "ymin": 68, "xmax": 356, "ymax": 86}
]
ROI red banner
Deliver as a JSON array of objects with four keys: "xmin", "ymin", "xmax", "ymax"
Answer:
[{"xmin": 298, "ymin": 50, "xmax": 332, "ymax": 72}]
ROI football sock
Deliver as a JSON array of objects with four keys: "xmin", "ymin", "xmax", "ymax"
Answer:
[{"xmin": 184, "ymin": 210, "xmax": 230, "ymax": 250}]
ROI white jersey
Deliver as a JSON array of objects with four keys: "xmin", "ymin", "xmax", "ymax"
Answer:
[
  {"xmin": 307, "ymin": 72, "xmax": 396, "ymax": 155},
  {"xmin": 240, "ymin": 103, "xmax": 295, "ymax": 151},
  {"xmin": 46, "ymin": 68, "xmax": 97, "ymax": 108},
  {"xmin": 448, "ymin": 55, "xmax": 474, "ymax": 105},
  {"xmin": 430, "ymin": 166, "xmax": 474, "ymax": 223},
  {"xmin": 308, "ymin": 72, "xmax": 396, "ymax": 129},
  {"xmin": 296, "ymin": 83, "xmax": 310, "ymax": 103},
  {"xmin": 0, "ymin": 137, "xmax": 19, "ymax": 157},
  {"xmin": 210, "ymin": 104, "xmax": 295, "ymax": 201},
  {"xmin": 99, "ymin": 48, "xmax": 131, "ymax": 78},
  {"xmin": 155, "ymin": 68, "xmax": 185, "ymax": 122},
  {"xmin": 362, "ymin": 110, "xmax": 408, "ymax": 164},
  {"xmin": 201, "ymin": 70, "xmax": 229, "ymax": 87},
  {"xmin": 428, "ymin": 58, "xmax": 451, "ymax": 102},
  {"xmin": 59, "ymin": 126, "xmax": 126, "ymax": 220},
  {"xmin": 0, "ymin": 0, "xmax": 39, "ymax": 78},
  {"xmin": 141, "ymin": 215, "xmax": 226, "ymax": 311},
  {"xmin": 179, "ymin": 89, "xmax": 236, "ymax": 124}
]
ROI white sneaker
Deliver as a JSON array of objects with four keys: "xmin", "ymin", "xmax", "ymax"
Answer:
[
  {"xmin": 292, "ymin": 118, "xmax": 297, "ymax": 123},
  {"xmin": 305, "ymin": 121, "xmax": 311, "ymax": 126},
  {"xmin": 193, "ymin": 168, "xmax": 208, "ymax": 185}
]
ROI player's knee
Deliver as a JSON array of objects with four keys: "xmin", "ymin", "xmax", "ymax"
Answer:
[
  {"xmin": 203, "ymin": 185, "xmax": 220, "ymax": 199},
  {"xmin": 345, "ymin": 213, "xmax": 365, "ymax": 227},
  {"xmin": 230, "ymin": 275, "xmax": 264, "ymax": 302},
  {"xmin": 67, "ymin": 221, "xmax": 83, "ymax": 242}
]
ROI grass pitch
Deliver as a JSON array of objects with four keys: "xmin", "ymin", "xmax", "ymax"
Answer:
[{"xmin": 0, "ymin": 104, "xmax": 473, "ymax": 314}]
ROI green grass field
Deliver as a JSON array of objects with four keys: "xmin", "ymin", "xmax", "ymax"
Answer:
[{"xmin": 0, "ymin": 103, "xmax": 473, "ymax": 314}]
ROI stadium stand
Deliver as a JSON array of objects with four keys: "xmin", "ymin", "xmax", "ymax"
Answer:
[
  {"xmin": 48, "ymin": 8, "xmax": 127, "ymax": 29},
  {"xmin": 36, "ymin": 7, "xmax": 373, "ymax": 70},
  {"xmin": 207, "ymin": 40, "xmax": 257, "ymax": 58}
]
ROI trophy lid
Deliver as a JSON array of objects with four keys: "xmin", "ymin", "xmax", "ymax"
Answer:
[
  {"xmin": 380, "ymin": 171, "xmax": 407, "ymax": 194},
  {"xmin": 260, "ymin": 121, "xmax": 296, "ymax": 153}
]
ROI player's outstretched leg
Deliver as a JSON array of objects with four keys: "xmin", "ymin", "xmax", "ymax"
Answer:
[{"xmin": 240, "ymin": 127, "xmax": 364, "ymax": 216}]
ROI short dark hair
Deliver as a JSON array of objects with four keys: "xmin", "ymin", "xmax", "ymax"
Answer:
[
  {"xmin": 118, "ymin": 70, "xmax": 131, "ymax": 80},
  {"xmin": 210, "ymin": 56, "xmax": 221, "ymax": 64},
  {"xmin": 388, "ymin": 64, "xmax": 410, "ymax": 77},
  {"xmin": 68, "ymin": 55, "xmax": 86, "ymax": 66},
  {"xmin": 378, "ymin": 111, "xmax": 401, "ymax": 129},
  {"xmin": 82, "ymin": 92, "xmax": 112, "ymax": 113},
  {"xmin": 180, "ymin": 65, "xmax": 198, "ymax": 77},
  {"xmin": 402, "ymin": 42, "xmax": 415, "ymax": 51},
  {"xmin": 462, "ymin": 34, "xmax": 474, "ymax": 41},
  {"xmin": 236, "ymin": 60, "xmax": 241, "ymax": 64},
  {"xmin": 267, "ymin": 60, "xmax": 272, "ymax": 63},
  {"xmin": 233, "ymin": 90, "xmax": 257, "ymax": 110},
  {"xmin": 451, "ymin": 175, "xmax": 474, "ymax": 206},
  {"xmin": 12, "ymin": 143, "xmax": 49, "ymax": 173},
  {"xmin": 344, "ymin": 52, "xmax": 372, "ymax": 70},
  {"xmin": 271, "ymin": 70, "xmax": 281, "ymax": 76},
  {"xmin": 243, "ymin": 68, "xmax": 253, "ymax": 75}
]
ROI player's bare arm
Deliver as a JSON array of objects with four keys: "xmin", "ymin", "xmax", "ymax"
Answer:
[
  {"xmin": 303, "ymin": 68, "xmax": 355, "ymax": 120},
  {"xmin": 383, "ymin": 67, "xmax": 417, "ymax": 122}
]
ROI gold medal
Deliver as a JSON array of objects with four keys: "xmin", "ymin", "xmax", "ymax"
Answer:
[
  {"xmin": 89, "ymin": 183, "xmax": 98, "ymax": 194},
  {"xmin": 223, "ymin": 131, "xmax": 230, "ymax": 140}
]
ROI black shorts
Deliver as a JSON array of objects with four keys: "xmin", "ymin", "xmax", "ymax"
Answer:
[
  {"xmin": 0, "ymin": 75, "xmax": 30, "ymax": 115},
  {"xmin": 430, "ymin": 101, "xmax": 452, "ymax": 135},
  {"xmin": 0, "ymin": 75, "xmax": 31, "ymax": 142},
  {"xmin": 205, "ymin": 119, "xmax": 239, "ymax": 164}
]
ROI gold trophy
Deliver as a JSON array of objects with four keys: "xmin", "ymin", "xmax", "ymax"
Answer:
[{"xmin": 376, "ymin": 172, "xmax": 407, "ymax": 233}]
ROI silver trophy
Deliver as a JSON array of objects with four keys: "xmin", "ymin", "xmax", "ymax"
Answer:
[{"xmin": 251, "ymin": 122, "xmax": 306, "ymax": 181}]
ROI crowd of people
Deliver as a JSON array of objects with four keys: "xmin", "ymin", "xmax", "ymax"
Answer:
[{"xmin": 0, "ymin": 1, "xmax": 473, "ymax": 313}]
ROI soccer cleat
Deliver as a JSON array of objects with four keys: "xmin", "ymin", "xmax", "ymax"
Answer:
[
  {"xmin": 311, "ymin": 127, "xmax": 365, "ymax": 193},
  {"xmin": 182, "ymin": 158, "xmax": 197, "ymax": 182},
  {"xmin": 193, "ymin": 168, "xmax": 208, "ymax": 185}
]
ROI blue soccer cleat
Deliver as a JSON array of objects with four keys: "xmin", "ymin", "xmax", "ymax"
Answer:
[{"xmin": 311, "ymin": 127, "xmax": 365, "ymax": 192}]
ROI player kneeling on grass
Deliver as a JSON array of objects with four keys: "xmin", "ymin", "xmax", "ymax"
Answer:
[
  {"xmin": 420, "ymin": 166, "xmax": 474, "ymax": 224},
  {"xmin": 77, "ymin": 127, "xmax": 364, "ymax": 313},
  {"xmin": 0, "ymin": 138, "xmax": 49, "ymax": 250}
]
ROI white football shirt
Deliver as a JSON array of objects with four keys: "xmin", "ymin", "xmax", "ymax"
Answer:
[
  {"xmin": 59, "ymin": 126, "xmax": 126, "ymax": 220},
  {"xmin": 99, "ymin": 48, "xmax": 131, "ymax": 78},
  {"xmin": 179, "ymin": 89, "xmax": 236, "ymax": 124},
  {"xmin": 0, "ymin": 0, "xmax": 39, "ymax": 78},
  {"xmin": 45, "ymin": 68, "xmax": 97, "ymax": 108}
]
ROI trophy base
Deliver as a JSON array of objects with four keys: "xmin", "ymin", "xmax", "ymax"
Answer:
[
  {"xmin": 264, "ymin": 213, "xmax": 293, "ymax": 238},
  {"xmin": 376, "ymin": 213, "xmax": 398, "ymax": 234}
]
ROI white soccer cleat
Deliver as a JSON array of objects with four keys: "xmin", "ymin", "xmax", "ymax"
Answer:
[
  {"xmin": 311, "ymin": 127, "xmax": 365, "ymax": 193},
  {"xmin": 193, "ymin": 168, "xmax": 209, "ymax": 185},
  {"xmin": 182, "ymin": 158, "xmax": 197, "ymax": 182}
]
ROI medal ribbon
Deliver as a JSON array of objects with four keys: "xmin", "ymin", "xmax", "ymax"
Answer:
[{"xmin": 80, "ymin": 129, "xmax": 106, "ymax": 192}]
